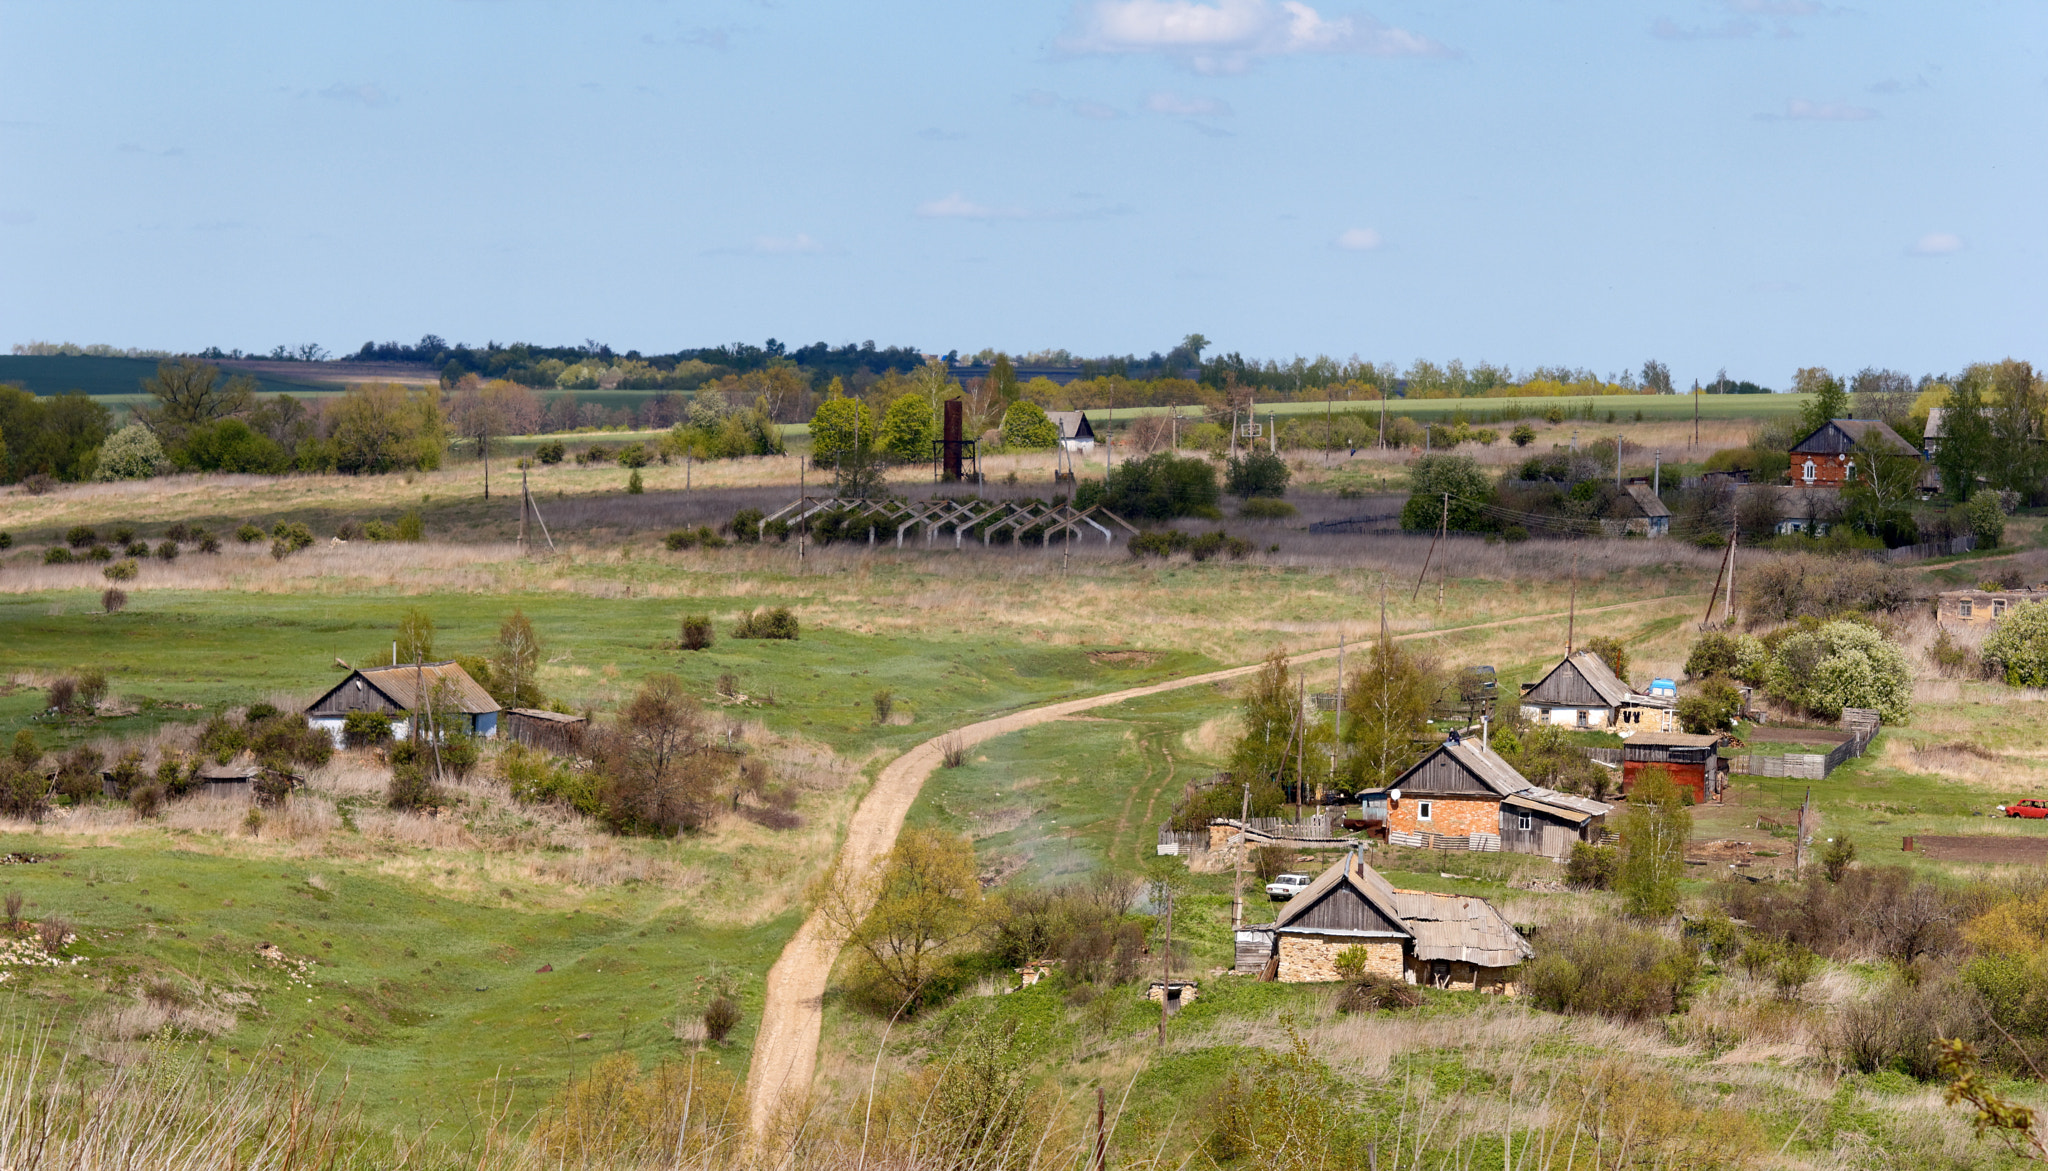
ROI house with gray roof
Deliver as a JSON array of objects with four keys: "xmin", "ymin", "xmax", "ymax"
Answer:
[
  {"xmin": 305, "ymin": 661, "xmax": 501, "ymax": 746},
  {"xmin": 1259, "ymin": 852, "xmax": 1533, "ymax": 991},
  {"xmin": 1518, "ymin": 650, "xmax": 1671, "ymax": 732}
]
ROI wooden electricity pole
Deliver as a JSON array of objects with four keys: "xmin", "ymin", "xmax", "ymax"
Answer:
[
  {"xmin": 1156, "ymin": 883, "xmax": 1174, "ymax": 1046},
  {"xmin": 1412, "ymin": 493, "xmax": 1448, "ymax": 601},
  {"xmin": 1232, "ymin": 783, "xmax": 1249, "ymax": 931}
]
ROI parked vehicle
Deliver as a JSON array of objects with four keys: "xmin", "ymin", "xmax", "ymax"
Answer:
[
  {"xmin": 1265, "ymin": 873, "xmax": 1313, "ymax": 900},
  {"xmin": 2001, "ymin": 800, "xmax": 2048, "ymax": 819}
]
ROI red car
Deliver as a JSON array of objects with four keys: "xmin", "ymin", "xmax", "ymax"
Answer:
[{"xmin": 2002, "ymin": 800, "xmax": 2048, "ymax": 819}]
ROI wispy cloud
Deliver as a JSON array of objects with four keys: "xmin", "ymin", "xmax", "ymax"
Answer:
[
  {"xmin": 1060, "ymin": 0, "xmax": 1452, "ymax": 73},
  {"xmin": 319, "ymin": 82, "xmax": 393, "ymax": 108},
  {"xmin": 1868, "ymin": 74, "xmax": 1929, "ymax": 94},
  {"xmin": 1334, "ymin": 226, "xmax": 1382, "ymax": 251},
  {"xmin": 915, "ymin": 192, "xmax": 1133, "ymax": 222},
  {"xmin": 1650, "ymin": 16, "xmax": 1758, "ymax": 40},
  {"xmin": 1145, "ymin": 91, "xmax": 1232, "ymax": 117},
  {"xmin": 1020, "ymin": 89, "xmax": 1125, "ymax": 119},
  {"xmin": 1755, "ymin": 98, "xmax": 1878, "ymax": 121},
  {"xmin": 705, "ymin": 232, "xmax": 841, "ymax": 257},
  {"xmin": 1910, "ymin": 232, "xmax": 1963, "ymax": 256}
]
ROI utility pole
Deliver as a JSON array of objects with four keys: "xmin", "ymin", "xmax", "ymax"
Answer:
[
  {"xmin": 1378, "ymin": 392, "xmax": 1386, "ymax": 450},
  {"xmin": 1156, "ymin": 883, "xmax": 1174, "ymax": 1046},
  {"xmin": 1230, "ymin": 408, "xmax": 1238, "ymax": 459},
  {"xmin": 798, "ymin": 461, "xmax": 807, "ymax": 573},
  {"xmin": 1653, "ymin": 450, "xmax": 1661, "ymax": 497},
  {"xmin": 1412, "ymin": 493, "xmax": 1447, "ymax": 602},
  {"xmin": 1793, "ymin": 787, "xmax": 1811, "ymax": 877},
  {"xmin": 1094, "ymin": 1088, "xmax": 1107, "ymax": 1171},
  {"xmin": 1567, "ymin": 547, "xmax": 1579, "ymax": 653},
  {"xmin": 1616, "ymin": 434, "xmax": 1624, "ymax": 492},
  {"xmin": 518, "ymin": 469, "xmax": 528, "ymax": 553},
  {"xmin": 1232, "ymin": 783, "xmax": 1249, "ymax": 931},
  {"xmin": 1725, "ymin": 528, "xmax": 1736, "ymax": 625}
]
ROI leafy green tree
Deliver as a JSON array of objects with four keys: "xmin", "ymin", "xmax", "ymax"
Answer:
[
  {"xmin": 396, "ymin": 607, "xmax": 436, "ymax": 664},
  {"xmin": 988, "ymin": 353, "xmax": 1019, "ymax": 403},
  {"xmin": 1966, "ymin": 490, "xmax": 2007, "ymax": 550},
  {"xmin": 1983, "ymin": 602, "xmax": 2048, "ymax": 687},
  {"xmin": 820, "ymin": 827, "xmax": 983, "ymax": 1009},
  {"xmin": 1794, "ymin": 366, "xmax": 1848, "ymax": 434},
  {"xmin": 174, "ymin": 418, "xmax": 288, "ymax": 473},
  {"xmin": 1983, "ymin": 359, "xmax": 2048, "ymax": 497},
  {"xmin": 490, "ymin": 610, "xmax": 544, "ymax": 708},
  {"xmin": 1399, "ymin": 454, "xmax": 1492, "ymax": 532},
  {"xmin": 878, "ymin": 393, "xmax": 937, "ymax": 463},
  {"xmin": 1093, "ymin": 451, "xmax": 1219, "ymax": 520},
  {"xmin": 999, "ymin": 400, "xmax": 1058, "ymax": 451},
  {"xmin": 0, "ymin": 389, "xmax": 110, "ymax": 483},
  {"xmin": 1843, "ymin": 435, "xmax": 1924, "ymax": 545},
  {"xmin": 135, "ymin": 359, "xmax": 256, "ymax": 446},
  {"xmin": 1764, "ymin": 620, "xmax": 1911, "ymax": 722},
  {"xmin": 1675, "ymin": 679, "xmax": 1741, "ymax": 734},
  {"xmin": 1582, "ymin": 636, "xmax": 1629, "ymax": 684},
  {"xmin": 92, "ymin": 424, "xmax": 169, "ymax": 481},
  {"xmin": 1342, "ymin": 637, "xmax": 1440, "ymax": 790},
  {"xmin": 1617, "ymin": 767, "xmax": 1690, "ymax": 919},
  {"xmin": 1228, "ymin": 651, "xmax": 1324, "ymax": 794},
  {"xmin": 807, "ymin": 395, "xmax": 875, "ymax": 466},
  {"xmin": 326, "ymin": 383, "xmax": 447, "ymax": 473},
  {"xmin": 1935, "ymin": 371, "xmax": 1992, "ymax": 501},
  {"xmin": 1224, "ymin": 450, "xmax": 1290, "ymax": 498}
]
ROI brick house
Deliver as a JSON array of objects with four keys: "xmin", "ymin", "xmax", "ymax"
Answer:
[
  {"xmin": 1519, "ymin": 650, "xmax": 1671, "ymax": 731},
  {"xmin": 1265, "ymin": 853, "xmax": 1533, "ymax": 991},
  {"xmin": 1937, "ymin": 588, "xmax": 2048, "ymax": 629},
  {"xmin": 1788, "ymin": 419, "xmax": 1918, "ymax": 488},
  {"xmin": 1385, "ymin": 733, "xmax": 1612, "ymax": 859}
]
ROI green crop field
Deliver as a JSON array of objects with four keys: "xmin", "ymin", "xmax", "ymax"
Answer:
[{"xmin": 0, "ymin": 356, "xmax": 337, "ymax": 401}]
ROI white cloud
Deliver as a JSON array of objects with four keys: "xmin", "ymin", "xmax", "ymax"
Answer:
[
  {"xmin": 319, "ymin": 82, "xmax": 392, "ymax": 108},
  {"xmin": 1334, "ymin": 227, "xmax": 1382, "ymax": 251},
  {"xmin": 1757, "ymin": 98, "xmax": 1877, "ymax": 121},
  {"xmin": 1910, "ymin": 232, "xmax": 1964, "ymax": 256},
  {"xmin": 1061, "ymin": 0, "xmax": 1450, "ymax": 72},
  {"xmin": 1145, "ymin": 91, "xmax": 1233, "ymax": 117},
  {"xmin": 916, "ymin": 193, "xmax": 1029, "ymax": 221}
]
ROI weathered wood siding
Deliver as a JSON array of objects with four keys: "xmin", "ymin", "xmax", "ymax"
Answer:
[
  {"xmin": 1399, "ymin": 753, "xmax": 1496, "ymax": 796},
  {"xmin": 1286, "ymin": 885, "xmax": 1405, "ymax": 936},
  {"xmin": 307, "ymin": 676, "xmax": 404, "ymax": 718},
  {"xmin": 1522, "ymin": 662, "xmax": 1603, "ymax": 708}
]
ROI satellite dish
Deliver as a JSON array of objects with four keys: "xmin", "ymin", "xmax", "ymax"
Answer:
[{"xmin": 1388, "ymin": 789, "xmax": 1402, "ymax": 802}]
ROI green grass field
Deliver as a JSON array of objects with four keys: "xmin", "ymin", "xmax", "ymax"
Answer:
[{"xmin": 0, "ymin": 356, "xmax": 337, "ymax": 402}]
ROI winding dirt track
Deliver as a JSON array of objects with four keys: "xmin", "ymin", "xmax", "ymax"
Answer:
[{"xmin": 743, "ymin": 593, "xmax": 1688, "ymax": 1134}]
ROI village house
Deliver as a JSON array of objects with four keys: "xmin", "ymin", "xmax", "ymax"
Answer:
[
  {"xmin": 1620, "ymin": 731, "xmax": 1726, "ymax": 804},
  {"xmin": 503, "ymin": 707, "xmax": 588, "ymax": 753},
  {"xmin": 1609, "ymin": 482, "xmax": 1670, "ymax": 538},
  {"xmin": 1047, "ymin": 410, "xmax": 1097, "ymax": 453},
  {"xmin": 1262, "ymin": 852, "xmax": 1533, "ymax": 991},
  {"xmin": 1937, "ymin": 587, "xmax": 2048, "ymax": 628},
  {"xmin": 1382, "ymin": 731, "xmax": 1612, "ymax": 859},
  {"xmin": 1787, "ymin": 419, "xmax": 1919, "ymax": 488},
  {"xmin": 304, "ymin": 661, "xmax": 501, "ymax": 746},
  {"xmin": 1518, "ymin": 650, "xmax": 1672, "ymax": 731}
]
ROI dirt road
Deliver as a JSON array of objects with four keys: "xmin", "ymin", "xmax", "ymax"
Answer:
[{"xmin": 742, "ymin": 593, "xmax": 1688, "ymax": 1135}]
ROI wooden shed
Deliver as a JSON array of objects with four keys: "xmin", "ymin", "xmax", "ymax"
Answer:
[
  {"xmin": 504, "ymin": 708, "xmax": 588, "ymax": 754},
  {"xmin": 1498, "ymin": 787, "xmax": 1612, "ymax": 859},
  {"xmin": 304, "ymin": 661, "xmax": 501, "ymax": 746},
  {"xmin": 1622, "ymin": 731, "xmax": 1726, "ymax": 804}
]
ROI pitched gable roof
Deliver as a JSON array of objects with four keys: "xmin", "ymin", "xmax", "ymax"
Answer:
[
  {"xmin": 307, "ymin": 661, "xmax": 500, "ymax": 716},
  {"xmin": 1790, "ymin": 419, "xmax": 1918, "ymax": 457},
  {"xmin": 1391, "ymin": 737, "xmax": 1532, "ymax": 798},
  {"xmin": 1623, "ymin": 483, "xmax": 1670, "ymax": 519},
  {"xmin": 1047, "ymin": 411, "xmax": 1095, "ymax": 441},
  {"xmin": 1276, "ymin": 855, "xmax": 1533, "ymax": 966},
  {"xmin": 1523, "ymin": 650, "xmax": 1635, "ymax": 709}
]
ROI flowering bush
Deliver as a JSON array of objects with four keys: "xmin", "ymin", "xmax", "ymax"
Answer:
[
  {"xmin": 1983, "ymin": 602, "xmax": 2048, "ymax": 688},
  {"xmin": 1764, "ymin": 621, "xmax": 1910, "ymax": 722}
]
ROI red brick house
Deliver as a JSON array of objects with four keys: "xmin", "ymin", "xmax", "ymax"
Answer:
[
  {"xmin": 1385, "ymin": 733, "xmax": 1612, "ymax": 858},
  {"xmin": 1788, "ymin": 419, "xmax": 1918, "ymax": 488}
]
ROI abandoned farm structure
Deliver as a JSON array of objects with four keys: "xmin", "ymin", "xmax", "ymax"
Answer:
[
  {"xmin": 1244, "ymin": 853, "xmax": 1533, "ymax": 991},
  {"xmin": 503, "ymin": 707, "xmax": 588, "ymax": 753},
  {"xmin": 1383, "ymin": 733, "xmax": 1611, "ymax": 859},
  {"xmin": 304, "ymin": 662, "xmax": 501, "ymax": 745}
]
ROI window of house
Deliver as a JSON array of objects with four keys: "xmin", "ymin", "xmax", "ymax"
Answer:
[
  {"xmin": 1576, "ymin": 710, "xmax": 1589, "ymax": 728},
  {"xmin": 1517, "ymin": 813, "xmax": 1533, "ymax": 832},
  {"xmin": 1417, "ymin": 801, "xmax": 1433, "ymax": 823},
  {"xmin": 1961, "ymin": 600, "xmax": 1974, "ymax": 619},
  {"xmin": 1994, "ymin": 600, "xmax": 2007, "ymax": 618},
  {"xmin": 1801, "ymin": 460, "xmax": 1816, "ymax": 483}
]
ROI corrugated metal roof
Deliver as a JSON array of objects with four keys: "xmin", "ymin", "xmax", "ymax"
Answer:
[
  {"xmin": 508, "ymin": 708, "xmax": 585, "ymax": 724},
  {"xmin": 1624, "ymin": 483, "xmax": 1671, "ymax": 519},
  {"xmin": 1275, "ymin": 856, "xmax": 1531, "ymax": 966},
  {"xmin": 1505, "ymin": 786, "xmax": 1612, "ymax": 823},
  {"xmin": 353, "ymin": 662, "xmax": 500, "ymax": 715},
  {"xmin": 1394, "ymin": 738, "xmax": 1530, "ymax": 797},
  {"xmin": 1273, "ymin": 853, "xmax": 1411, "ymax": 936},
  {"xmin": 1623, "ymin": 731, "xmax": 1720, "ymax": 748}
]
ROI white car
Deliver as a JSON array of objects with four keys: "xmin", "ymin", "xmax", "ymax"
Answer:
[{"xmin": 1265, "ymin": 873, "xmax": 1313, "ymax": 900}]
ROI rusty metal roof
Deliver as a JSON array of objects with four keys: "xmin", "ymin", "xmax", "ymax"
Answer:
[
  {"xmin": 1387, "ymin": 888, "xmax": 1534, "ymax": 967},
  {"xmin": 350, "ymin": 662, "xmax": 500, "ymax": 715}
]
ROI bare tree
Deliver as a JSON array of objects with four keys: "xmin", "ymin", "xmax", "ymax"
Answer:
[
  {"xmin": 135, "ymin": 359, "xmax": 256, "ymax": 445},
  {"xmin": 1851, "ymin": 367, "xmax": 1916, "ymax": 433}
]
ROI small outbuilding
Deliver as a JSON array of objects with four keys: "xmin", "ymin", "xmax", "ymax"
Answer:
[
  {"xmin": 1621, "ymin": 731, "xmax": 1726, "ymax": 804},
  {"xmin": 503, "ymin": 708, "xmax": 588, "ymax": 753},
  {"xmin": 305, "ymin": 661, "xmax": 501, "ymax": 746},
  {"xmin": 1937, "ymin": 588, "xmax": 2048, "ymax": 629},
  {"xmin": 1263, "ymin": 853, "xmax": 1533, "ymax": 992},
  {"xmin": 1047, "ymin": 411, "xmax": 1097, "ymax": 453}
]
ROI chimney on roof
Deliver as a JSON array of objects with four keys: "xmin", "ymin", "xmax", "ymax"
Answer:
[{"xmin": 1482, "ymin": 715, "xmax": 1489, "ymax": 753}]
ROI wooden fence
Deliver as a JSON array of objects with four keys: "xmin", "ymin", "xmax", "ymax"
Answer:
[
  {"xmin": 1728, "ymin": 711, "xmax": 1880, "ymax": 780},
  {"xmin": 1884, "ymin": 535, "xmax": 1975, "ymax": 563},
  {"xmin": 1388, "ymin": 830, "xmax": 1502, "ymax": 852}
]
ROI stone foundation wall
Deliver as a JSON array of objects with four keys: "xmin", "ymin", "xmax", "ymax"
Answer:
[
  {"xmin": 1407, "ymin": 955, "xmax": 1520, "ymax": 996},
  {"xmin": 1277, "ymin": 934, "xmax": 1404, "ymax": 983}
]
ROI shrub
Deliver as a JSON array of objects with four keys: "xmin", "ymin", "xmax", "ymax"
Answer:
[
  {"xmin": 680, "ymin": 615, "xmax": 713, "ymax": 651},
  {"xmin": 75, "ymin": 670, "xmax": 107, "ymax": 712},
  {"xmin": 102, "ymin": 559, "xmax": 138, "ymax": 581},
  {"xmin": 236, "ymin": 523, "xmax": 263, "ymax": 544},
  {"xmin": 618, "ymin": 443, "xmax": 650, "ymax": 469},
  {"xmin": 1982, "ymin": 601, "xmax": 2048, "ymax": 687},
  {"xmin": 1252, "ymin": 845, "xmax": 1294, "ymax": 881},
  {"xmin": 85, "ymin": 545, "xmax": 111, "ymax": 562},
  {"xmin": 386, "ymin": 741, "xmax": 438, "ymax": 810},
  {"xmin": 1675, "ymin": 678, "xmax": 1741, "ymax": 734},
  {"xmin": 1581, "ymin": 635, "xmax": 1629, "ymax": 683},
  {"xmin": 100, "ymin": 587, "xmax": 127, "ymax": 614},
  {"xmin": 395, "ymin": 510, "xmax": 424, "ymax": 541},
  {"xmin": 1565, "ymin": 842, "xmax": 1618, "ymax": 889},
  {"xmin": 999, "ymin": 401, "xmax": 1059, "ymax": 451},
  {"xmin": 627, "ymin": 470, "xmax": 644, "ymax": 494},
  {"xmin": 731, "ymin": 607, "xmax": 798, "ymax": 640},
  {"xmin": 0, "ymin": 532, "xmax": 10, "ymax": 549},
  {"xmin": 1763, "ymin": 620, "xmax": 1912, "ymax": 722},
  {"xmin": 1510, "ymin": 423, "xmax": 1536, "ymax": 446},
  {"xmin": 578, "ymin": 444, "xmax": 614, "ymax": 464},
  {"xmin": 438, "ymin": 733, "xmax": 481, "ymax": 781},
  {"xmin": 155, "ymin": 540, "xmax": 179, "ymax": 562},
  {"xmin": 1821, "ymin": 834, "xmax": 1858, "ymax": 883},
  {"xmin": 129, "ymin": 783, "xmax": 164, "ymax": 819},
  {"xmin": 196, "ymin": 530, "xmax": 219, "ymax": 553},
  {"xmin": 501, "ymin": 743, "xmax": 601, "ymax": 816},
  {"xmin": 342, "ymin": 711, "xmax": 394, "ymax": 748},
  {"xmin": 65, "ymin": 526, "xmax": 97, "ymax": 548},
  {"xmin": 1523, "ymin": 916, "xmax": 1700, "ymax": 1020},
  {"xmin": 1826, "ymin": 971, "xmax": 1980, "ymax": 1079},
  {"xmin": 762, "ymin": 518, "xmax": 790, "ymax": 541},
  {"xmin": 109, "ymin": 526, "xmax": 135, "ymax": 544},
  {"xmin": 37, "ymin": 916, "xmax": 70, "ymax": 956},
  {"xmin": 729, "ymin": 509, "xmax": 763, "ymax": 543},
  {"xmin": 1965, "ymin": 490, "xmax": 2006, "ymax": 550},
  {"xmin": 1224, "ymin": 450, "xmax": 1291, "ymax": 499},
  {"xmin": 43, "ymin": 547, "xmax": 73, "ymax": 565},
  {"xmin": 536, "ymin": 439, "xmax": 566, "ymax": 465},
  {"xmin": 702, "ymin": 995, "xmax": 740, "ymax": 1044},
  {"xmin": 664, "ymin": 529, "xmax": 697, "ymax": 551},
  {"xmin": 1741, "ymin": 555, "xmax": 1912, "ymax": 622},
  {"xmin": 20, "ymin": 475, "xmax": 53, "ymax": 497},
  {"xmin": 1237, "ymin": 497, "xmax": 1297, "ymax": 520},
  {"xmin": 940, "ymin": 735, "xmax": 966, "ymax": 768},
  {"xmin": 872, "ymin": 689, "xmax": 894, "ymax": 724},
  {"xmin": 123, "ymin": 541, "xmax": 149, "ymax": 558},
  {"xmin": 45, "ymin": 677, "xmax": 77, "ymax": 715},
  {"xmin": 269, "ymin": 522, "xmax": 314, "ymax": 561},
  {"xmin": 1086, "ymin": 451, "xmax": 1221, "ymax": 520},
  {"xmin": 1400, "ymin": 454, "xmax": 1493, "ymax": 532}
]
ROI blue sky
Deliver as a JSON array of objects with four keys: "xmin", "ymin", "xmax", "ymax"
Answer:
[{"xmin": 1, "ymin": 1, "xmax": 2040, "ymax": 386}]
